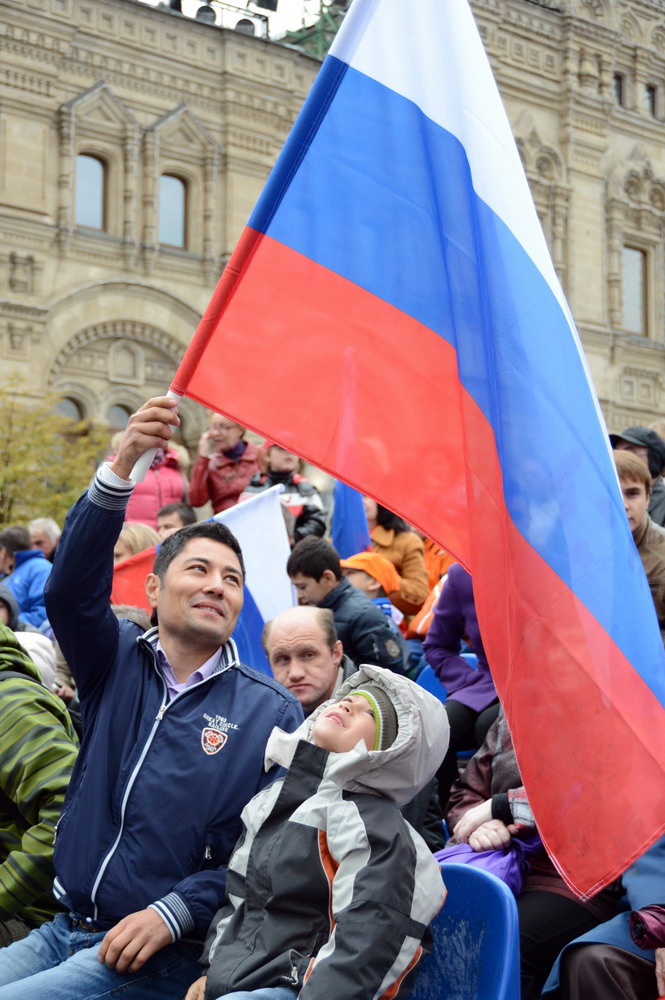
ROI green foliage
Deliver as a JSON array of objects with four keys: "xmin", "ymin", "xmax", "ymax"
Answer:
[{"xmin": 0, "ymin": 387, "xmax": 108, "ymax": 528}]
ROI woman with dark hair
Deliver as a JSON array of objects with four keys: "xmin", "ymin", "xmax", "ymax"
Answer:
[{"xmin": 362, "ymin": 498, "xmax": 428, "ymax": 616}]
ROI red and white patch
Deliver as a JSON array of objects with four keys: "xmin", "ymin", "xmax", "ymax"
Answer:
[{"xmin": 201, "ymin": 727, "xmax": 228, "ymax": 756}]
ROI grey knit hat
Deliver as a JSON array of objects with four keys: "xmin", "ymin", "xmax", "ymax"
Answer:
[{"xmin": 353, "ymin": 684, "xmax": 398, "ymax": 751}]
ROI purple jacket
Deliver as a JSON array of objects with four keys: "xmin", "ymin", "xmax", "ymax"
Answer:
[{"xmin": 423, "ymin": 563, "xmax": 497, "ymax": 712}]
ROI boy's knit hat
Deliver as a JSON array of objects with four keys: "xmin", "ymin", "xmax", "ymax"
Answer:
[{"xmin": 353, "ymin": 684, "xmax": 399, "ymax": 751}]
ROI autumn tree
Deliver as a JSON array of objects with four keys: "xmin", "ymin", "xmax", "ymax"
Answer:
[{"xmin": 0, "ymin": 386, "xmax": 108, "ymax": 528}]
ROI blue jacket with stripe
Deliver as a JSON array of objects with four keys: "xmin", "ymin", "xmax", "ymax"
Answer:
[{"xmin": 45, "ymin": 474, "xmax": 302, "ymax": 940}]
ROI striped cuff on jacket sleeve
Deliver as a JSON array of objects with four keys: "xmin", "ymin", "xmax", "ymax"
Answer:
[
  {"xmin": 148, "ymin": 893, "xmax": 196, "ymax": 942},
  {"xmin": 89, "ymin": 465, "xmax": 135, "ymax": 512}
]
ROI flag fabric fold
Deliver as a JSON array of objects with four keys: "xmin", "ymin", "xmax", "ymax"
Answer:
[
  {"xmin": 213, "ymin": 485, "xmax": 295, "ymax": 673},
  {"xmin": 331, "ymin": 481, "xmax": 371, "ymax": 558},
  {"xmin": 111, "ymin": 547, "xmax": 158, "ymax": 611},
  {"xmin": 170, "ymin": 0, "xmax": 665, "ymax": 895}
]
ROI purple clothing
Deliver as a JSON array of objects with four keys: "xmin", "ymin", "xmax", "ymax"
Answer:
[
  {"xmin": 423, "ymin": 563, "xmax": 497, "ymax": 711},
  {"xmin": 156, "ymin": 643, "xmax": 225, "ymax": 700}
]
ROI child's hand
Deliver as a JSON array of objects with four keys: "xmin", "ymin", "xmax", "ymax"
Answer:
[
  {"xmin": 451, "ymin": 799, "xmax": 492, "ymax": 842},
  {"xmin": 184, "ymin": 975, "xmax": 207, "ymax": 1000},
  {"xmin": 468, "ymin": 819, "xmax": 513, "ymax": 852}
]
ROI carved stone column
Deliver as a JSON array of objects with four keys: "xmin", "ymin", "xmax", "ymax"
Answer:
[
  {"xmin": 203, "ymin": 146, "xmax": 220, "ymax": 282},
  {"xmin": 552, "ymin": 189, "xmax": 569, "ymax": 290},
  {"xmin": 607, "ymin": 202, "xmax": 623, "ymax": 330},
  {"xmin": 142, "ymin": 131, "xmax": 158, "ymax": 273},
  {"xmin": 123, "ymin": 124, "xmax": 140, "ymax": 267},
  {"xmin": 57, "ymin": 107, "xmax": 75, "ymax": 254}
]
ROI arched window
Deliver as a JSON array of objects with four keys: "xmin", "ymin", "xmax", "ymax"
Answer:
[
  {"xmin": 56, "ymin": 397, "xmax": 85, "ymax": 421},
  {"xmin": 159, "ymin": 174, "xmax": 186, "ymax": 248},
  {"xmin": 75, "ymin": 154, "xmax": 106, "ymax": 229},
  {"xmin": 106, "ymin": 404, "xmax": 132, "ymax": 430}
]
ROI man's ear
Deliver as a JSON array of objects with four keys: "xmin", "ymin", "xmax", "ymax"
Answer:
[
  {"xmin": 331, "ymin": 639, "xmax": 344, "ymax": 668},
  {"xmin": 321, "ymin": 569, "xmax": 338, "ymax": 587},
  {"xmin": 366, "ymin": 577, "xmax": 381, "ymax": 596},
  {"xmin": 145, "ymin": 573, "xmax": 160, "ymax": 609}
]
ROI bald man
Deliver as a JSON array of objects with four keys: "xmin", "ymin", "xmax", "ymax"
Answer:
[{"xmin": 262, "ymin": 607, "xmax": 355, "ymax": 715}]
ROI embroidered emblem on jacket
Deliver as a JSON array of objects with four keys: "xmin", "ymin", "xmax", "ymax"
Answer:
[{"xmin": 202, "ymin": 727, "xmax": 228, "ymax": 755}]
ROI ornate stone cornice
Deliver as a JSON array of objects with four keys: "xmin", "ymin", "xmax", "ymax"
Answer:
[{"xmin": 0, "ymin": 301, "xmax": 47, "ymax": 320}]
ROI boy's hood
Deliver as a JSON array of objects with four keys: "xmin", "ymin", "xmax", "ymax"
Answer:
[{"xmin": 265, "ymin": 665, "xmax": 450, "ymax": 806}]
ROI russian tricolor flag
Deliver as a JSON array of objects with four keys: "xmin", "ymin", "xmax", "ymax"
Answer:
[{"xmin": 171, "ymin": 0, "xmax": 665, "ymax": 895}]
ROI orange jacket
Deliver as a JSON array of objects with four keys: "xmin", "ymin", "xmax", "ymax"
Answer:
[{"xmin": 370, "ymin": 525, "xmax": 428, "ymax": 616}]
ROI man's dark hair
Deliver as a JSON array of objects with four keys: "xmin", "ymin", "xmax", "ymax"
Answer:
[
  {"xmin": 0, "ymin": 526, "xmax": 31, "ymax": 556},
  {"xmin": 286, "ymin": 537, "xmax": 341, "ymax": 581},
  {"xmin": 156, "ymin": 502, "xmax": 197, "ymax": 526},
  {"xmin": 375, "ymin": 503, "xmax": 410, "ymax": 534},
  {"xmin": 153, "ymin": 521, "xmax": 245, "ymax": 582}
]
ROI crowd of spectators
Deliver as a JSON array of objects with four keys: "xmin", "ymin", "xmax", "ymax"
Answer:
[{"xmin": 0, "ymin": 400, "xmax": 663, "ymax": 999}]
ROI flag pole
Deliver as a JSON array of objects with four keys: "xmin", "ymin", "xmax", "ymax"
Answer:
[{"xmin": 129, "ymin": 388, "xmax": 183, "ymax": 482}]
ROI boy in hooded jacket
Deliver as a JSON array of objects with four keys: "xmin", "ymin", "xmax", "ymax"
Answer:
[{"xmin": 185, "ymin": 665, "xmax": 449, "ymax": 1000}]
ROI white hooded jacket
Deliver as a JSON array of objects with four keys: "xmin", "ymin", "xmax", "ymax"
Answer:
[{"xmin": 202, "ymin": 666, "xmax": 450, "ymax": 1000}]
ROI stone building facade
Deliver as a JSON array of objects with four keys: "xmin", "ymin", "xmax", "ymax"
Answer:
[
  {"xmin": 472, "ymin": 0, "xmax": 665, "ymax": 430},
  {"xmin": 2, "ymin": 0, "xmax": 665, "ymax": 441},
  {"xmin": 0, "ymin": 0, "xmax": 319, "ymax": 445}
]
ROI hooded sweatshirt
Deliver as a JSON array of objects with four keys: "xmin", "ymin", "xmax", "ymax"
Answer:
[{"xmin": 202, "ymin": 666, "xmax": 450, "ymax": 1000}]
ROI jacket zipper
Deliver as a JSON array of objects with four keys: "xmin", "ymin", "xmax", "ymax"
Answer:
[
  {"xmin": 89, "ymin": 665, "xmax": 169, "ymax": 919},
  {"xmin": 88, "ymin": 640, "xmax": 237, "ymax": 919}
]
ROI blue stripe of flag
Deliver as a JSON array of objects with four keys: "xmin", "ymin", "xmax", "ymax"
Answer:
[{"xmin": 249, "ymin": 57, "xmax": 665, "ymax": 703}]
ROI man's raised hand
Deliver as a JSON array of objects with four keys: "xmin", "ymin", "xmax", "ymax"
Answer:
[{"xmin": 109, "ymin": 397, "xmax": 180, "ymax": 482}]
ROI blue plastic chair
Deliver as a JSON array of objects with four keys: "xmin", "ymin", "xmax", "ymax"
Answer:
[
  {"xmin": 416, "ymin": 655, "xmax": 479, "ymax": 705},
  {"xmin": 415, "ymin": 664, "xmax": 447, "ymax": 702},
  {"xmin": 460, "ymin": 651, "xmax": 479, "ymax": 671},
  {"xmin": 409, "ymin": 862, "xmax": 520, "ymax": 1000}
]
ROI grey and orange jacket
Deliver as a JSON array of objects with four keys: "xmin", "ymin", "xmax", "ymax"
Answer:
[{"xmin": 202, "ymin": 665, "xmax": 449, "ymax": 1000}]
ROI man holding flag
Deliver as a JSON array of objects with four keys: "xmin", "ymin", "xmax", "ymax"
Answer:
[
  {"xmin": 0, "ymin": 397, "xmax": 302, "ymax": 1000},
  {"xmin": 165, "ymin": 0, "xmax": 665, "ymax": 899}
]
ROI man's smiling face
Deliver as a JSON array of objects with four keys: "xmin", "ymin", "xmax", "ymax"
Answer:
[{"xmin": 146, "ymin": 537, "xmax": 244, "ymax": 653}]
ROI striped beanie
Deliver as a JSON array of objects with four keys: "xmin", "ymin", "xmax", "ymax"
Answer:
[{"xmin": 353, "ymin": 684, "xmax": 398, "ymax": 751}]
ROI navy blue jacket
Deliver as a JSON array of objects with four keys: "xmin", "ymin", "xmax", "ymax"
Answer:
[
  {"xmin": 318, "ymin": 578, "xmax": 405, "ymax": 673},
  {"xmin": 45, "ymin": 475, "xmax": 302, "ymax": 940}
]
